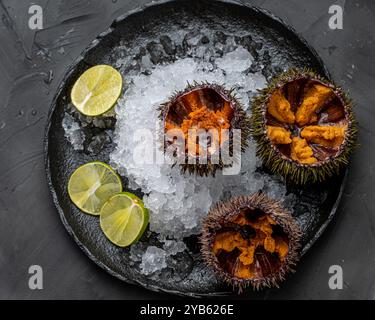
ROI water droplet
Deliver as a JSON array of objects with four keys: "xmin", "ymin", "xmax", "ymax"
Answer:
[
  {"xmin": 17, "ymin": 110, "xmax": 24, "ymax": 117},
  {"xmin": 0, "ymin": 121, "xmax": 6, "ymax": 130},
  {"xmin": 112, "ymin": 0, "xmax": 117, "ymax": 3},
  {"xmin": 31, "ymin": 109, "xmax": 37, "ymax": 116}
]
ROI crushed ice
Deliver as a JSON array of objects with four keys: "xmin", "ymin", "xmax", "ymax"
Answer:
[
  {"xmin": 131, "ymin": 240, "xmax": 187, "ymax": 275},
  {"xmin": 62, "ymin": 112, "xmax": 85, "ymax": 151},
  {"xmin": 109, "ymin": 33, "xmax": 286, "ymax": 275},
  {"xmin": 63, "ymin": 30, "xmax": 288, "ymax": 276}
]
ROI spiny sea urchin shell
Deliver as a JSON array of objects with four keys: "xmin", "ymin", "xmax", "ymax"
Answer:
[
  {"xmin": 200, "ymin": 193, "xmax": 301, "ymax": 293},
  {"xmin": 251, "ymin": 68, "xmax": 358, "ymax": 185},
  {"xmin": 159, "ymin": 82, "xmax": 250, "ymax": 176}
]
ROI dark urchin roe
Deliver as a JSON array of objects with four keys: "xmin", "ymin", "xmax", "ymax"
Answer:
[{"xmin": 212, "ymin": 210, "xmax": 289, "ymax": 280}]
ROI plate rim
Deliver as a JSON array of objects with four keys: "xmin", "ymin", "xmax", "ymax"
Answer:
[{"xmin": 44, "ymin": 0, "xmax": 346, "ymax": 297}]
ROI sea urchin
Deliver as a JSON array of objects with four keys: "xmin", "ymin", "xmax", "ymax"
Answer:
[
  {"xmin": 251, "ymin": 68, "xmax": 357, "ymax": 185},
  {"xmin": 160, "ymin": 82, "xmax": 250, "ymax": 176},
  {"xmin": 200, "ymin": 193, "xmax": 301, "ymax": 292}
]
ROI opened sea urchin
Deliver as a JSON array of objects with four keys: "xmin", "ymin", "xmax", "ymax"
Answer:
[
  {"xmin": 251, "ymin": 68, "xmax": 357, "ymax": 185},
  {"xmin": 160, "ymin": 82, "xmax": 250, "ymax": 176},
  {"xmin": 200, "ymin": 193, "xmax": 301, "ymax": 292}
]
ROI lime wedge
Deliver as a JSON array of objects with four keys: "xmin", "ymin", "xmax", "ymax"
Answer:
[
  {"xmin": 71, "ymin": 65, "xmax": 122, "ymax": 116},
  {"xmin": 100, "ymin": 192, "xmax": 149, "ymax": 247},
  {"xmin": 68, "ymin": 162, "xmax": 122, "ymax": 215}
]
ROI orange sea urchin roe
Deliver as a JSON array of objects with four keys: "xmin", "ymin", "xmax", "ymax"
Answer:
[
  {"xmin": 212, "ymin": 213, "xmax": 289, "ymax": 279},
  {"xmin": 268, "ymin": 89, "xmax": 295, "ymax": 124},
  {"xmin": 213, "ymin": 231, "xmax": 247, "ymax": 254},
  {"xmin": 264, "ymin": 236, "xmax": 276, "ymax": 253},
  {"xmin": 274, "ymin": 236, "xmax": 289, "ymax": 260},
  {"xmin": 164, "ymin": 87, "xmax": 238, "ymax": 160},
  {"xmin": 267, "ymin": 126, "xmax": 292, "ymax": 144},
  {"xmin": 265, "ymin": 80, "xmax": 347, "ymax": 165},
  {"xmin": 180, "ymin": 106, "xmax": 230, "ymax": 135},
  {"xmin": 290, "ymin": 137, "xmax": 317, "ymax": 164},
  {"xmin": 172, "ymin": 102, "xmax": 232, "ymax": 156},
  {"xmin": 295, "ymin": 84, "xmax": 333, "ymax": 126},
  {"xmin": 301, "ymin": 125, "xmax": 346, "ymax": 148}
]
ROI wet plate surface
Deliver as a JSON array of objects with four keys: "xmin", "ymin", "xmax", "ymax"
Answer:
[{"xmin": 45, "ymin": 0, "xmax": 346, "ymax": 297}]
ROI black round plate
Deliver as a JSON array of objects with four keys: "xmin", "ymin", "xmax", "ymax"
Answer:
[{"xmin": 45, "ymin": 0, "xmax": 346, "ymax": 297}]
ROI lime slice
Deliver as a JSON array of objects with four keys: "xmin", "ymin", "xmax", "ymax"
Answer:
[
  {"xmin": 71, "ymin": 65, "xmax": 122, "ymax": 116},
  {"xmin": 100, "ymin": 192, "xmax": 149, "ymax": 247},
  {"xmin": 68, "ymin": 162, "xmax": 122, "ymax": 215}
]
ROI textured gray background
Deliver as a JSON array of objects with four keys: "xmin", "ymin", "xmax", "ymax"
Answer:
[{"xmin": 0, "ymin": 0, "xmax": 374, "ymax": 299}]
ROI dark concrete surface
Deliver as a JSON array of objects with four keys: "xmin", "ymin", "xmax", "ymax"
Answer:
[{"xmin": 0, "ymin": 0, "xmax": 374, "ymax": 300}]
